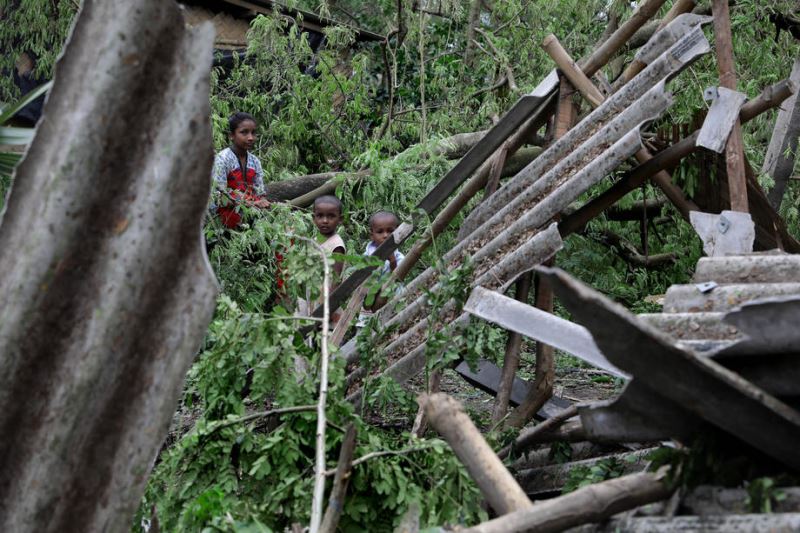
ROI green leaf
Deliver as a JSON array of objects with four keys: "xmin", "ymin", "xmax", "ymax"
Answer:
[
  {"xmin": 0, "ymin": 126, "xmax": 36, "ymax": 146},
  {"xmin": 0, "ymin": 81, "xmax": 52, "ymax": 124}
]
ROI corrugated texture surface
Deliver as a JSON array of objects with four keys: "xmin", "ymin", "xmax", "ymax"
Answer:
[{"xmin": 0, "ymin": 1, "xmax": 218, "ymax": 531}]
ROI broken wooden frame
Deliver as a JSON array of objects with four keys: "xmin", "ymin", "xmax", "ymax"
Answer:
[{"xmin": 342, "ymin": 27, "xmax": 710, "ymax": 402}]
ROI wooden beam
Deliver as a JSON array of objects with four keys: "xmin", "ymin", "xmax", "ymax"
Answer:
[{"xmin": 712, "ymin": 0, "xmax": 748, "ymax": 212}]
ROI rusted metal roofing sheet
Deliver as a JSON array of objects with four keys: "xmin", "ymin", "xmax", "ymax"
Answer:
[{"xmin": 0, "ymin": 1, "xmax": 217, "ymax": 530}]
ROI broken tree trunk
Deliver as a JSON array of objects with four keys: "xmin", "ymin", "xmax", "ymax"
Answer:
[
  {"xmin": 421, "ymin": 393, "xmax": 532, "ymax": 515},
  {"xmin": 0, "ymin": 1, "xmax": 218, "ymax": 531},
  {"xmin": 712, "ymin": 0, "xmax": 748, "ymax": 212},
  {"xmin": 456, "ymin": 470, "xmax": 674, "ymax": 533},
  {"xmin": 764, "ymin": 58, "xmax": 800, "ymax": 210}
]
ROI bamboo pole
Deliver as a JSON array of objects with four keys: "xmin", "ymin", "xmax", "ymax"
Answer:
[
  {"xmin": 712, "ymin": 0, "xmax": 748, "ymax": 212},
  {"xmin": 421, "ymin": 393, "xmax": 532, "ymax": 515}
]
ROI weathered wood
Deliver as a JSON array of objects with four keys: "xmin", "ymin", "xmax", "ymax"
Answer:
[
  {"xmin": 491, "ymin": 272, "xmax": 532, "ymax": 424},
  {"xmin": 541, "ymin": 267, "xmax": 800, "ymax": 470},
  {"xmin": 543, "ymin": 35, "xmax": 604, "ymax": 107},
  {"xmin": 553, "ymin": 76, "xmax": 578, "ymax": 139},
  {"xmin": 696, "ymin": 87, "xmax": 747, "ymax": 153},
  {"xmin": 264, "ymin": 171, "xmax": 362, "ymax": 202},
  {"xmin": 457, "ymin": 470, "xmax": 673, "ymax": 533},
  {"xmin": 663, "ymin": 283, "xmax": 800, "ymax": 313},
  {"xmin": 712, "ymin": 0, "xmax": 748, "ymax": 212},
  {"xmin": 464, "ymin": 287, "xmax": 626, "ymax": 377},
  {"xmin": 638, "ymin": 312, "xmax": 741, "ymax": 341},
  {"xmin": 764, "ymin": 58, "xmax": 800, "ymax": 209},
  {"xmin": 693, "ymin": 254, "xmax": 800, "ymax": 284},
  {"xmin": 516, "ymin": 448, "xmax": 655, "ymax": 496},
  {"xmin": 498, "ymin": 405, "xmax": 579, "ymax": 460},
  {"xmin": 591, "ymin": 513, "xmax": 800, "ymax": 532},
  {"xmin": 0, "ymin": 1, "xmax": 218, "ymax": 531},
  {"xmin": 509, "ymin": 263, "xmax": 556, "ymax": 429},
  {"xmin": 421, "ymin": 393, "xmax": 532, "ymax": 515},
  {"xmin": 607, "ymin": 197, "xmax": 667, "ymax": 221},
  {"xmin": 509, "ymin": 442, "xmax": 610, "ymax": 471},
  {"xmin": 319, "ymin": 424, "xmax": 357, "ymax": 533}
]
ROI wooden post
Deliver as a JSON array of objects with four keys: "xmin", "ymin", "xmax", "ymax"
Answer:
[
  {"xmin": 712, "ymin": 0, "xmax": 748, "ymax": 212},
  {"xmin": 505, "ymin": 260, "xmax": 555, "ymax": 429},
  {"xmin": 421, "ymin": 393, "xmax": 532, "ymax": 515},
  {"xmin": 490, "ymin": 272, "xmax": 533, "ymax": 425}
]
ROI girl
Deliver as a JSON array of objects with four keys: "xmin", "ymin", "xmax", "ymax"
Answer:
[{"xmin": 212, "ymin": 112, "xmax": 270, "ymax": 228}]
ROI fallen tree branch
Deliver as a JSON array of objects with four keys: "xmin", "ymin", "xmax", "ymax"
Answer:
[
  {"xmin": 201, "ymin": 404, "xmax": 317, "ymax": 438},
  {"xmin": 323, "ymin": 441, "xmax": 440, "ymax": 476},
  {"xmin": 598, "ymin": 229, "xmax": 677, "ymax": 269},
  {"xmin": 455, "ymin": 468, "xmax": 674, "ymax": 533},
  {"xmin": 319, "ymin": 424, "xmax": 357, "ymax": 533},
  {"xmin": 421, "ymin": 393, "xmax": 532, "ymax": 515},
  {"xmin": 499, "ymin": 405, "xmax": 578, "ymax": 460}
]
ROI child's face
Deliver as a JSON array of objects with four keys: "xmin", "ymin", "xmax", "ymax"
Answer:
[
  {"xmin": 369, "ymin": 215, "xmax": 398, "ymax": 246},
  {"xmin": 230, "ymin": 119, "xmax": 257, "ymax": 153},
  {"xmin": 313, "ymin": 202, "xmax": 342, "ymax": 236}
]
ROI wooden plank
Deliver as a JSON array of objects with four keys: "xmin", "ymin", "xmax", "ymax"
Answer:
[
  {"xmin": 540, "ymin": 267, "xmax": 800, "ymax": 470},
  {"xmin": 417, "ymin": 71, "xmax": 559, "ymax": 214},
  {"xmin": 663, "ymin": 283, "xmax": 800, "ymax": 313},
  {"xmin": 763, "ymin": 58, "xmax": 800, "ymax": 209},
  {"xmin": 712, "ymin": 0, "xmax": 748, "ymax": 212},
  {"xmin": 453, "ymin": 359, "xmax": 571, "ymax": 415},
  {"xmin": 464, "ymin": 286, "xmax": 627, "ymax": 377},
  {"xmin": 696, "ymin": 87, "xmax": 747, "ymax": 153},
  {"xmin": 682, "ymin": 485, "xmax": 800, "ymax": 516},
  {"xmin": 693, "ymin": 254, "xmax": 800, "ymax": 284}
]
